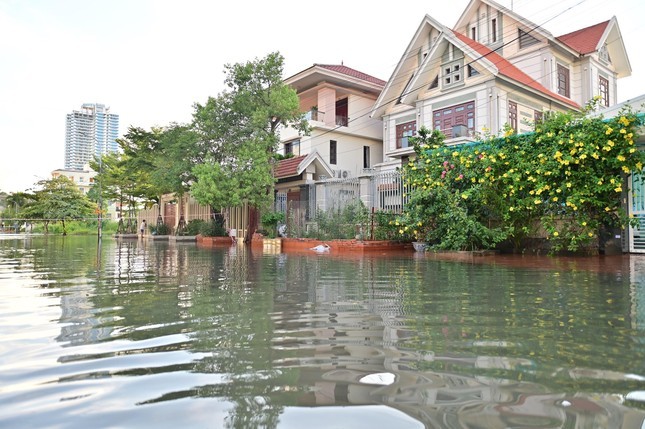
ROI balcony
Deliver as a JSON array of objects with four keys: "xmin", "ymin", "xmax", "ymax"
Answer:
[
  {"xmin": 304, "ymin": 108, "xmax": 324, "ymax": 122},
  {"xmin": 335, "ymin": 115, "xmax": 348, "ymax": 127}
]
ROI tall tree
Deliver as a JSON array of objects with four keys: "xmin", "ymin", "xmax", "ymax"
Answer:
[
  {"xmin": 22, "ymin": 176, "xmax": 94, "ymax": 235},
  {"xmin": 191, "ymin": 52, "xmax": 309, "ymax": 242}
]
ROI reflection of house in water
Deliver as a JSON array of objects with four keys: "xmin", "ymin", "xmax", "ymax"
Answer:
[{"xmin": 270, "ymin": 257, "xmax": 645, "ymax": 428}]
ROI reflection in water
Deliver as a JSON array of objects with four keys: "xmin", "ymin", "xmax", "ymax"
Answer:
[{"xmin": 0, "ymin": 235, "xmax": 644, "ymax": 428}]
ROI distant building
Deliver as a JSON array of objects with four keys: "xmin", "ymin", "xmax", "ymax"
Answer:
[
  {"xmin": 64, "ymin": 103, "xmax": 119, "ymax": 169},
  {"xmin": 51, "ymin": 165, "xmax": 96, "ymax": 195}
]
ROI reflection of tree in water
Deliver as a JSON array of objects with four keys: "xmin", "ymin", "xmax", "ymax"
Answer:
[{"xmin": 21, "ymin": 236, "xmax": 645, "ymax": 428}]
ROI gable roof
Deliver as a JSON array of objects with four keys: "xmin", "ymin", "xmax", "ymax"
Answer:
[
  {"xmin": 454, "ymin": 0, "xmax": 555, "ymax": 43},
  {"xmin": 557, "ymin": 20, "xmax": 610, "ymax": 54},
  {"xmin": 315, "ymin": 64, "xmax": 386, "ymax": 86},
  {"xmin": 274, "ymin": 150, "xmax": 334, "ymax": 180},
  {"xmin": 371, "ymin": 15, "xmax": 446, "ymax": 118},
  {"xmin": 452, "ymin": 32, "xmax": 580, "ymax": 109},
  {"xmin": 275, "ymin": 155, "xmax": 307, "ymax": 179},
  {"xmin": 557, "ymin": 16, "xmax": 631, "ymax": 78}
]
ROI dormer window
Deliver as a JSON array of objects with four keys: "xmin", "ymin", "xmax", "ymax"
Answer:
[{"xmin": 599, "ymin": 44, "xmax": 611, "ymax": 63}]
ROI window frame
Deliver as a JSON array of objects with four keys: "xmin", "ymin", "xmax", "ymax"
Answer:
[
  {"xmin": 508, "ymin": 101, "xmax": 518, "ymax": 132},
  {"xmin": 599, "ymin": 75, "xmax": 609, "ymax": 107},
  {"xmin": 329, "ymin": 140, "xmax": 337, "ymax": 165},
  {"xmin": 363, "ymin": 146, "xmax": 371, "ymax": 169},
  {"xmin": 442, "ymin": 59, "xmax": 464, "ymax": 88},
  {"xmin": 557, "ymin": 64, "xmax": 570, "ymax": 98},
  {"xmin": 395, "ymin": 121, "xmax": 417, "ymax": 149}
]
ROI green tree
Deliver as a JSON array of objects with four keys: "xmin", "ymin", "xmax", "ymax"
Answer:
[
  {"xmin": 191, "ymin": 52, "xmax": 309, "ymax": 242},
  {"xmin": 22, "ymin": 176, "xmax": 94, "ymax": 235}
]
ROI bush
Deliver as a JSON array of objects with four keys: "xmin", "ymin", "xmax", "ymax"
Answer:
[
  {"xmin": 153, "ymin": 223, "xmax": 171, "ymax": 235},
  {"xmin": 186, "ymin": 219, "xmax": 205, "ymax": 236},
  {"xmin": 260, "ymin": 211, "xmax": 285, "ymax": 238},
  {"xmin": 311, "ymin": 201, "xmax": 369, "ymax": 240},
  {"xmin": 199, "ymin": 219, "xmax": 227, "ymax": 237}
]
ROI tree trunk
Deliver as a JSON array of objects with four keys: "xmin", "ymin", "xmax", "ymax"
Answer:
[{"xmin": 245, "ymin": 206, "xmax": 258, "ymax": 243}]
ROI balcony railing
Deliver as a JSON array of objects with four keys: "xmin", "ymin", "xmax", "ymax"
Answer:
[
  {"xmin": 304, "ymin": 109, "xmax": 324, "ymax": 122},
  {"xmin": 335, "ymin": 115, "xmax": 349, "ymax": 127}
]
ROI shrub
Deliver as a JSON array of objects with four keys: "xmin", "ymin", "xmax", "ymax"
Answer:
[
  {"xmin": 199, "ymin": 219, "xmax": 227, "ymax": 237},
  {"xmin": 153, "ymin": 223, "xmax": 171, "ymax": 235},
  {"xmin": 397, "ymin": 104, "xmax": 644, "ymax": 253},
  {"xmin": 260, "ymin": 211, "xmax": 285, "ymax": 238},
  {"xmin": 186, "ymin": 219, "xmax": 205, "ymax": 236}
]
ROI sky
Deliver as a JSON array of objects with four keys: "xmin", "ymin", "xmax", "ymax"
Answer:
[{"xmin": 1, "ymin": 0, "xmax": 643, "ymax": 193}]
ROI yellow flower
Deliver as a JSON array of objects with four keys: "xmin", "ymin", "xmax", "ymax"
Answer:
[
  {"xmin": 605, "ymin": 207, "xmax": 611, "ymax": 212},
  {"xmin": 615, "ymin": 186, "xmax": 622, "ymax": 193},
  {"xmin": 461, "ymin": 193, "xmax": 468, "ymax": 199},
  {"xmin": 553, "ymin": 231, "xmax": 559, "ymax": 237},
  {"xmin": 399, "ymin": 229, "xmax": 404, "ymax": 234},
  {"xmin": 588, "ymin": 232, "xmax": 594, "ymax": 237},
  {"xmin": 509, "ymin": 207, "xmax": 515, "ymax": 212},
  {"xmin": 582, "ymin": 221, "xmax": 587, "ymax": 226},
  {"xmin": 622, "ymin": 166, "xmax": 631, "ymax": 173},
  {"xmin": 552, "ymin": 197, "xmax": 558, "ymax": 202},
  {"xmin": 605, "ymin": 127, "xmax": 613, "ymax": 135},
  {"xmin": 534, "ymin": 199, "xmax": 541, "ymax": 205},
  {"xmin": 617, "ymin": 155, "xmax": 626, "ymax": 162}
]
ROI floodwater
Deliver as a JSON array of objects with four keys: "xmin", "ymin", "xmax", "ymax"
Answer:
[{"xmin": 1, "ymin": 235, "xmax": 645, "ymax": 429}]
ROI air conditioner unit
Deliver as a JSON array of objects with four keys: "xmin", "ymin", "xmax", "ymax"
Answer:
[{"xmin": 333, "ymin": 169, "xmax": 351, "ymax": 179}]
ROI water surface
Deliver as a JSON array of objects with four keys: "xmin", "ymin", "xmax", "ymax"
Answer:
[{"xmin": 1, "ymin": 235, "xmax": 644, "ymax": 428}]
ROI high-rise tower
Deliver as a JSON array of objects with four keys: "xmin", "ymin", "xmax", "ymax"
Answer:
[{"xmin": 64, "ymin": 103, "xmax": 119, "ymax": 169}]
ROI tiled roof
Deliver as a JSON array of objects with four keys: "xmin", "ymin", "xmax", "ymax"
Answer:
[
  {"xmin": 274, "ymin": 155, "xmax": 307, "ymax": 179},
  {"xmin": 556, "ymin": 20, "xmax": 610, "ymax": 55},
  {"xmin": 452, "ymin": 31, "xmax": 580, "ymax": 109},
  {"xmin": 315, "ymin": 64, "xmax": 386, "ymax": 86}
]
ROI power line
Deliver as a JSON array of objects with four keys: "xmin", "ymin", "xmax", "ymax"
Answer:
[{"xmin": 296, "ymin": 0, "xmax": 619, "ymax": 163}]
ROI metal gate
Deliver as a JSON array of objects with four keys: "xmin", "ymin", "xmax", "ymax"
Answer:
[{"xmin": 629, "ymin": 172, "xmax": 645, "ymax": 252}]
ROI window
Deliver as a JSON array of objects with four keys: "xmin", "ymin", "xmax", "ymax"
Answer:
[
  {"xmin": 471, "ymin": 27, "xmax": 476, "ymax": 41},
  {"xmin": 396, "ymin": 121, "xmax": 416, "ymax": 149},
  {"xmin": 491, "ymin": 18, "xmax": 497, "ymax": 43},
  {"xmin": 363, "ymin": 146, "xmax": 371, "ymax": 169},
  {"xmin": 433, "ymin": 101, "xmax": 475, "ymax": 138},
  {"xmin": 429, "ymin": 75, "xmax": 439, "ymax": 89},
  {"xmin": 599, "ymin": 76, "xmax": 609, "ymax": 107},
  {"xmin": 443, "ymin": 60, "xmax": 463, "ymax": 87},
  {"xmin": 534, "ymin": 110, "xmax": 543, "ymax": 126},
  {"xmin": 284, "ymin": 139, "xmax": 300, "ymax": 156},
  {"xmin": 518, "ymin": 29, "xmax": 539, "ymax": 49},
  {"xmin": 335, "ymin": 98, "xmax": 348, "ymax": 127},
  {"xmin": 557, "ymin": 64, "xmax": 570, "ymax": 98},
  {"xmin": 468, "ymin": 65, "xmax": 479, "ymax": 77},
  {"xmin": 599, "ymin": 44, "xmax": 611, "ymax": 63},
  {"xmin": 330, "ymin": 140, "xmax": 337, "ymax": 165},
  {"xmin": 508, "ymin": 101, "xmax": 518, "ymax": 132}
]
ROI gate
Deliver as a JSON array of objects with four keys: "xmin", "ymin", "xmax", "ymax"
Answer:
[{"xmin": 629, "ymin": 172, "xmax": 645, "ymax": 252}]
